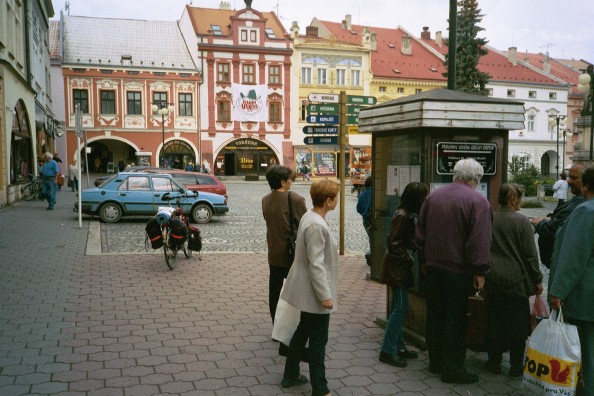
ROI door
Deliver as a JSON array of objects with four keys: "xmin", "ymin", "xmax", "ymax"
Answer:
[
  {"xmin": 224, "ymin": 153, "xmax": 235, "ymax": 176},
  {"xmin": 117, "ymin": 175, "xmax": 154, "ymax": 213}
]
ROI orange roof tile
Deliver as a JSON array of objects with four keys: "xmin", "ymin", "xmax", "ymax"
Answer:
[{"xmin": 514, "ymin": 52, "xmax": 581, "ymax": 94}]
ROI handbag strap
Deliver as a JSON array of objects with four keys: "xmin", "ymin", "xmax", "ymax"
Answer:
[{"xmin": 288, "ymin": 192, "xmax": 295, "ymax": 235}]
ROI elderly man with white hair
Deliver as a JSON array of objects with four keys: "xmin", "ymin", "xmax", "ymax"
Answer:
[
  {"xmin": 415, "ymin": 158, "xmax": 493, "ymax": 384},
  {"xmin": 40, "ymin": 152, "xmax": 60, "ymax": 210}
]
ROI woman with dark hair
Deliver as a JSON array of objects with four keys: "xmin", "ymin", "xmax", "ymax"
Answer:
[
  {"xmin": 280, "ymin": 179, "xmax": 340, "ymax": 396},
  {"xmin": 262, "ymin": 165, "xmax": 307, "ymax": 323},
  {"xmin": 379, "ymin": 182, "xmax": 428, "ymax": 367},
  {"xmin": 485, "ymin": 183, "xmax": 543, "ymax": 377}
]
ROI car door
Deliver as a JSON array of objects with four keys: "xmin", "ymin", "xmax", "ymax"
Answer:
[
  {"xmin": 116, "ymin": 175, "xmax": 153, "ymax": 213},
  {"xmin": 195, "ymin": 174, "xmax": 222, "ymax": 195}
]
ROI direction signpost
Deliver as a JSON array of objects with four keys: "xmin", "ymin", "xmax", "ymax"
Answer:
[
  {"xmin": 303, "ymin": 136, "xmax": 338, "ymax": 145},
  {"xmin": 347, "ymin": 95, "xmax": 377, "ymax": 105},
  {"xmin": 308, "ymin": 93, "xmax": 339, "ymax": 103},
  {"xmin": 306, "ymin": 103, "xmax": 339, "ymax": 114},
  {"xmin": 305, "ymin": 115, "xmax": 339, "ymax": 124},
  {"xmin": 303, "ymin": 126, "xmax": 339, "ymax": 134}
]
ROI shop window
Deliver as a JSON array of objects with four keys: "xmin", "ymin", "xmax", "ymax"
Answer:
[
  {"xmin": 127, "ymin": 91, "xmax": 142, "ymax": 115},
  {"xmin": 178, "ymin": 93, "xmax": 192, "ymax": 116},
  {"xmin": 313, "ymin": 152, "xmax": 336, "ymax": 176},
  {"xmin": 100, "ymin": 90, "xmax": 116, "ymax": 114},
  {"xmin": 73, "ymin": 89, "xmax": 89, "ymax": 113}
]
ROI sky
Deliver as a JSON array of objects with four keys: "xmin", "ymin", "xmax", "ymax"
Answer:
[{"xmin": 50, "ymin": 0, "xmax": 594, "ymax": 64}]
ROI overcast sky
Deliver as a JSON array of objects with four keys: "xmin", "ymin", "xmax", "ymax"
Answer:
[{"xmin": 51, "ymin": 0, "xmax": 594, "ymax": 65}]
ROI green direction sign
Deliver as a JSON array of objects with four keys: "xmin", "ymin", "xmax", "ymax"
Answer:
[
  {"xmin": 347, "ymin": 115, "xmax": 359, "ymax": 125},
  {"xmin": 303, "ymin": 126, "xmax": 339, "ymax": 134},
  {"xmin": 347, "ymin": 106, "xmax": 361, "ymax": 115},
  {"xmin": 306, "ymin": 115, "xmax": 339, "ymax": 124},
  {"xmin": 347, "ymin": 95, "xmax": 377, "ymax": 105},
  {"xmin": 307, "ymin": 104, "xmax": 339, "ymax": 114},
  {"xmin": 304, "ymin": 136, "xmax": 338, "ymax": 145}
]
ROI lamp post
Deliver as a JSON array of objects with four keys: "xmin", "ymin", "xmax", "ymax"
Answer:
[
  {"xmin": 577, "ymin": 65, "xmax": 594, "ymax": 161},
  {"xmin": 549, "ymin": 114, "xmax": 566, "ymax": 174},
  {"xmin": 151, "ymin": 103, "xmax": 175, "ymax": 168},
  {"xmin": 562, "ymin": 129, "xmax": 572, "ymax": 172}
]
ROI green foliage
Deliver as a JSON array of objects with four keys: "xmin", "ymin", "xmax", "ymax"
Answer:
[
  {"xmin": 508, "ymin": 160, "xmax": 555, "ymax": 196},
  {"xmin": 521, "ymin": 199, "xmax": 544, "ymax": 209},
  {"xmin": 443, "ymin": 0, "xmax": 491, "ymax": 94}
]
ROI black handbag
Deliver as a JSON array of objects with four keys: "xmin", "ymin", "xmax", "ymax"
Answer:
[
  {"xmin": 287, "ymin": 192, "xmax": 296, "ymax": 264},
  {"xmin": 466, "ymin": 289, "xmax": 487, "ymax": 352}
]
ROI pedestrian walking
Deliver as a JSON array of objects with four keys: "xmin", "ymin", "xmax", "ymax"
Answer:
[
  {"xmin": 40, "ymin": 152, "xmax": 60, "ymax": 210},
  {"xmin": 280, "ymin": 179, "xmax": 340, "ymax": 396},
  {"xmin": 415, "ymin": 158, "xmax": 492, "ymax": 384},
  {"xmin": 531, "ymin": 164, "xmax": 585, "ymax": 268},
  {"xmin": 262, "ymin": 165, "xmax": 307, "ymax": 323},
  {"xmin": 549, "ymin": 165, "xmax": 594, "ymax": 396},
  {"xmin": 552, "ymin": 171, "xmax": 569, "ymax": 209},
  {"xmin": 484, "ymin": 183, "xmax": 543, "ymax": 378},
  {"xmin": 379, "ymin": 182, "xmax": 428, "ymax": 368},
  {"xmin": 68, "ymin": 159, "xmax": 79, "ymax": 192},
  {"xmin": 356, "ymin": 176, "xmax": 372, "ymax": 266}
]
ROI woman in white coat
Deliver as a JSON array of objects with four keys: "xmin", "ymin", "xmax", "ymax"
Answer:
[{"xmin": 280, "ymin": 179, "xmax": 340, "ymax": 396}]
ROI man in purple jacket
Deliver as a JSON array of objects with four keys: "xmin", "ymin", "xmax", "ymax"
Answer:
[{"xmin": 416, "ymin": 158, "xmax": 492, "ymax": 384}]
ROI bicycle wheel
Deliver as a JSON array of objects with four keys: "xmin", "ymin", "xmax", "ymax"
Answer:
[
  {"xmin": 163, "ymin": 242, "xmax": 178, "ymax": 270},
  {"xmin": 183, "ymin": 239, "xmax": 193, "ymax": 258},
  {"xmin": 21, "ymin": 183, "xmax": 36, "ymax": 201}
]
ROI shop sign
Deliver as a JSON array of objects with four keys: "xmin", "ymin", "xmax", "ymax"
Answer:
[
  {"xmin": 223, "ymin": 138, "xmax": 270, "ymax": 151},
  {"xmin": 436, "ymin": 142, "xmax": 497, "ymax": 175}
]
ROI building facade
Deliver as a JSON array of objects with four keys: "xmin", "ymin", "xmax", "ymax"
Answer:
[
  {"xmin": 179, "ymin": 1, "xmax": 293, "ymax": 177},
  {"xmin": 58, "ymin": 16, "xmax": 201, "ymax": 175}
]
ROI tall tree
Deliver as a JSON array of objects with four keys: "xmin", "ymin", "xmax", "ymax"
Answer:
[{"xmin": 443, "ymin": 0, "xmax": 491, "ymax": 94}]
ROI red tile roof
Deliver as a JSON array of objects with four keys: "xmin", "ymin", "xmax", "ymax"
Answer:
[
  {"xmin": 317, "ymin": 20, "xmax": 447, "ymax": 81},
  {"xmin": 513, "ymin": 52, "xmax": 581, "ymax": 94}
]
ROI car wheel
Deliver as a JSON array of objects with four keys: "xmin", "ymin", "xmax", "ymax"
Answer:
[
  {"xmin": 192, "ymin": 203, "xmax": 213, "ymax": 224},
  {"xmin": 99, "ymin": 202, "xmax": 122, "ymax": 223}
]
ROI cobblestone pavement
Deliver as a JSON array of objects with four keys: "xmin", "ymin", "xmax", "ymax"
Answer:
[{"xmin": 0, "ymin": 182, "xmax": 554, "ymax": 395}]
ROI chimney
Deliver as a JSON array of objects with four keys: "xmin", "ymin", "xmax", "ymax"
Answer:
[
  {"xmin": 290, "ymin": 21, "xmax": 299, "ymax": 37},
  {"xmin": 305, "ymin": 26, "xmax": 318, "ymax": 37},
  {"xmin": 219, "ymin": 1, "xmax": 231, "ymax": 10},
  {"xmin": 401, "ymin": 35, "xmax": 412, "ymax": 55},
  {"xmin": 345, "ymin": 14, "xmax": 352, "ymax": 30},
  {"xmin": 370, "ymin": 32, "xmax": 377, "ymax": 51},
  {"xmin": 508, "ymin": 46, "xmax": 517, "ymax": 66},
  {"xmin": 421, "ymin": 26, "xmax": 430, "ymax": 40},
  {"xmin": 436, "ymin": 31, "xmax": 442, "ymax": 47},
  {"xmin": 544, "ymin": 59, "xmax": 551, "ymax": 74}
]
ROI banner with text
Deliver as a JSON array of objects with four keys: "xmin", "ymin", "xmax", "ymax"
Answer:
[{"xmin": 232, "ymin": 83, "xmax": 268, "ymax": 122}]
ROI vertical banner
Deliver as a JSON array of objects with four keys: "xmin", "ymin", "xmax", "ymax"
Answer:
[{"xmin": 232, "ymin": 83, "xmax": 268, "ymax": 122}]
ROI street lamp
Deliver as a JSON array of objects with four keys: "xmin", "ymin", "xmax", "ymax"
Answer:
[
  {"xmin": 548, "ymin": 114, "xmax": 566, "ymax": 173},
  {"xmin": 577, "ymin": 65, "xmax": 594, "ymax": 161},
  {"xmin": 151, "ymin": 103, "xmax": 175, "ymax": 168},
  {"xmin": 562, "ymin": 129, "xmax": 572, "ymax": 172}
]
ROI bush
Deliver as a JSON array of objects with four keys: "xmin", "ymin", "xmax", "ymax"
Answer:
[
  {"xmin": 521, "ymin": 199, "xmax": 544, "ymax": 208},
  {"xmin": 508, "ymin": 159, "xmax": 554, "ymax": 196}
]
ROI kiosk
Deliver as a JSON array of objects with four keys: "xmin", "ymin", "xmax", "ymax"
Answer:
[{"xmin": 358, "ymin": 89, "xmax": 525, "ymax": 345}]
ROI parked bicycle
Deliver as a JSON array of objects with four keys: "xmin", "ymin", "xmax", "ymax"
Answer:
[
  {"xmin": 21, "ymin": 174, "xmax": 43, "ymax": 201},
  {"xmin": 159, "ymin": 192, "xmax": 193, "ymax": 269}
]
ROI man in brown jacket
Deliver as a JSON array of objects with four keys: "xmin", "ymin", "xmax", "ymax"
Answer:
[{"xmin": 262, "ymin": 165, "xmax": 307, "ymax": 322}]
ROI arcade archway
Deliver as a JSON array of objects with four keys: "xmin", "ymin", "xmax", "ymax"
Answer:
[{"xmin": 214, "ymin": 138, "xmax": 278, "ymax": 177}]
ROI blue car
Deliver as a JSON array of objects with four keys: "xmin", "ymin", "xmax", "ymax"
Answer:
[{"xmin": 75, "ymin": 172, "xmax": 228, "ymax": 224}]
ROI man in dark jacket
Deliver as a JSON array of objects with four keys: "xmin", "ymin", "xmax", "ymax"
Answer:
[
  {"xmin": 356, "ymin": 176, "xmax": 372, "ymax": 265},
  {"xmin": 531, "ymin": 163, "xmax": 585, "ymax": 268}
]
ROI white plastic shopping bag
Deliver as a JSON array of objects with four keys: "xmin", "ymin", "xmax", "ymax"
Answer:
[
  {"xmin": 522, "ymin": 307, "xmax": 581, "ymax": 395},
  {"xmin": 272, "ymin": 297, "xmax": 300, "ymax": 346}
]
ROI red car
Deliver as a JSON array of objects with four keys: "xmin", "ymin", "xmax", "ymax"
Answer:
[{"xmin": 148, "ymin": 169, "xmax": 227, "ymax": 198}]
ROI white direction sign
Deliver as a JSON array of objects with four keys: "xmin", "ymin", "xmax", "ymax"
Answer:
[{"xmin": 308, "ymin": 93, "xmax": 340, "ymax": 103}]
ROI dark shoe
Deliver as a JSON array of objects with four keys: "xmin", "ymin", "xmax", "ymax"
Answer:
[
  {"xmin": 281, "ymin": 374, "xmax": 309, "ymax": 388},
  {"xmin": 379, "ymin": 352, "xmax": 407, "ymax": 367},
  {"xmin": 441, "ymin": 370, "xmax": 479, "ymax": 384},
  {"xmin": 428, "ymin": 363, "xmax": 442, "ymax": 374},
  {"xmin": 509, "ymin": 367, "xmax": 524, "ymax": 378},
  {"xmin": 485, "ymin": 360, "xmax": 501, "ymax": 374},
  {"xmin": 46, "ymin": 207, "xmax": 53, "ymax": 210},
  {"xmin": 398, "ymin": 349, "xmax": 418, "ymax": 359}
]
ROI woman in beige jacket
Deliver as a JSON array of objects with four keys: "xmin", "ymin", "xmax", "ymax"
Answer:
[{"xmin": 280, "ymin": 179, "xmax": 340, "ymax": 396}]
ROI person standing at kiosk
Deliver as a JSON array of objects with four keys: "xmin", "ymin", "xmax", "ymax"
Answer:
[{"xmin": 415, "ymin": 158, "xmax": 492, "ymax": 384}]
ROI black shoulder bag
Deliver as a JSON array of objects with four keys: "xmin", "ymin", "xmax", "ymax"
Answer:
[{"xmin": 287, "ymin": 192, "xmax": 297, "ymax": 265}]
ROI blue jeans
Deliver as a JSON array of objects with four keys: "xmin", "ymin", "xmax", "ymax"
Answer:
[
  {"xmin": 41, "ymin": 177, "xmax": 57, "ymax": 208},
  {"xmin": 381, "ymin": 287, "xmax": 408, "ymax": 356},
  {"xmin": 71, "ymin": 177, "xmax": 78, "ymax": 192},
  {"xmin": 284, "ymin": 311, "xmax": 330, "ymax": 396}
]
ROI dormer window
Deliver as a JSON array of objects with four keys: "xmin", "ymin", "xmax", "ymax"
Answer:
[
  {"xmin": 240, "ymin": 28, "xmax": 258, "ymax": 43},
  {"xmin": 211, "ymin": 25, "xmax": 223, "ymax": 36},
  {"xmin": 265, "ymin": 28, "xmax": 276, "ymax": 38}
]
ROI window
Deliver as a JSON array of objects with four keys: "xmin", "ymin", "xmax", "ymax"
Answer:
[
  {"xmin": 397, "ymin": 87, "xmax": 404, "ymax": 93},
  {"xmin": 336, "ymin": 69, "xmax": 346, "ymax": 86},
  {"xmin": 178, "ymin": 93, "xmax": 192, "ymax": 116},
  {"xmin": 250, "ymin": 30, "xmax": 257, "ymax": 42},
  {"xmin": 127, "ymin": 91, "xmax": 142, "ymax": 115},
  {"xmin": 301, "ymin": 67, "xmax": 312, "ymax": 84},
  {"xmin": 549, "ymin": 92, "xmax": 557, "ymax": 100},
  {"xmin": 218, "ymin": 63, "xmax": 230, "ymax": 82},
  {"xmin": 301, "ymin": 100, "xmax": 308, "ymax": 121},
  {"xmin": 265, "ymin": 28, "xmax": 276, "ymax": 38},
  {"xmin": 379, "ymin": 86, "xmax": 386, "ymax": 93},
  {"xmin": 152, "ymin": 176, "xmax": 176, "ymax": 192},
  {"xmin": 351, "ymin": 70, "xmax": 361, "ymax": 86},
  {"xmin": 415, "ymin": 89, "xmax": 422, "ymax": 94},
  {"xmin": 218, "ymin": 100, "xmax": 231, "ymax": 122},
  {"xmin": 241, "ymin": 29, "xmax": 248, "ymax": 42},
  {"xmin": 100, "ymin": 90, "xmax": 116, "ymax": 114},
  {"xmin": 153, "ymin": 92, "xmax": 167, "ymax": 111},
  {"xmin": 269, "ymin": 102, "xmax": 281, "ymax": 123},
  {"xmin": 529, "ymin": 90, "xmax": 537, "ymax": 99},
  {"xmin": 527, "ymin": 114, "xmax": 535, "ymax": 131},
  {"xmin": 210, "ymin": 25, "xmax": 222, "ymax": 36},
  {"xmin": 73, "ymin": 89, "xmax": 89, "ymax": 113},
  {"xmin": 240, "ymin": 29, "xmax": 257, "ymax": 43},
  {"xmin": 119, "ymin": 176, "xmax": 150, "ymax": 191},
  {"xmin": 507, "ymin": 89, "xmax": 516, "ymax": 98},
  {"xmin": 486, "ymin": 88, "xmax": 493, "ymax": 96},
  {"xmin": 513, "ymin": 154, "xmax": 531, "ymax": 171},
  {"xmin": 317, "ymin": 68, "xmax": 327, "ymax": 85},
  {"xmin": 243, "ymin": 64, "xmax": 255, "ymax": 84},
  {"xmin": 269, "ymin": 65, "xmax": 281, "ymax": 84}
]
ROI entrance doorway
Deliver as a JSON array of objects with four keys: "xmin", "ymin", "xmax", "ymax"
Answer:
[
  {"xmin": 161, "ymin": 140, "xmax": 196, "ymax": 170},
  {"xmin": 214, "ymin": 138, "xmax": 278, "ymax": 177}
]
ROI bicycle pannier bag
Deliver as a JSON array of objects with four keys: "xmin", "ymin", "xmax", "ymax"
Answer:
[
  {"xmin": 187, "ymin": 225, "xmax": 202, "ymax": 251},
  {"xmin": 145, "ymin": 217, "xmax": 163, "ymax": 249},
  {"xmin": 168, "ymin": 217, "xmax": 188, "ymax": 248}
]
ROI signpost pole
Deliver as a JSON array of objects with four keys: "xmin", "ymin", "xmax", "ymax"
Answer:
[
  {"xmin": 75, "ymin": 104, "xmax": 83, "ymax": 228},
  {"xmin": 339, "ymin": 91, "xmax": 347, "ymax": 256}
]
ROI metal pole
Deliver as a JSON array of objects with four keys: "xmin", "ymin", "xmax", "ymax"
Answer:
[
  {"xmin": 447, "ymin": 0, "xmax": 457, "ymax": 90},
  {"xmin": 562, "ymin": 130, "xmax": 566, "ymax": 172},
  {"xmin": 161, "ymin": 112, "xmax": 165, "ymax": 168},
  {"xmin": 556, "ymin": 118, "xmax": 560, "ymax": 173},
  {"xmin": 339, "ymin": 91, "xmax": 346, "ymax": 256}
]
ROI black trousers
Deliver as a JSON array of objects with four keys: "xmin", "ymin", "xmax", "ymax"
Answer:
[
  {"xmin": 269, "ymin": 266, "xmax": 290, "ymax": 323},
  {"xmin": 425, "ymin": 267, "xmax": 474, "ymax": 376}
]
